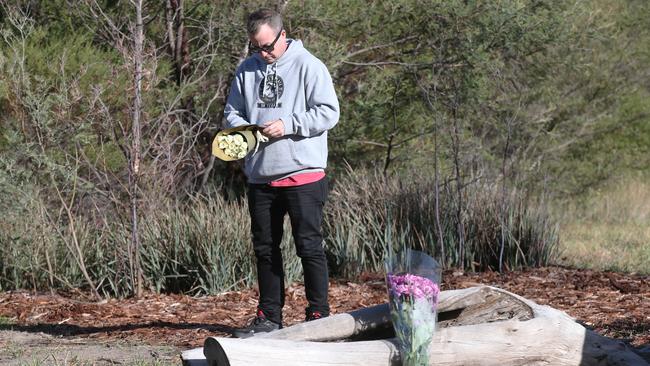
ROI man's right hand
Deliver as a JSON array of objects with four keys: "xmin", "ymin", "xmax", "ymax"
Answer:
[{"xmin": 262, "ymin": 119, "xmax": 285, "ymax": 139}]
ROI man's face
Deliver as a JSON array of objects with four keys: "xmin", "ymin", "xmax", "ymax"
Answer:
[{"xmin": 249, "ymin": 24, "xmax": 287, "ymax": 64}]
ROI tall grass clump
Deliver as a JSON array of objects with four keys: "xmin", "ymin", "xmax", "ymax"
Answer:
[
  {"xmin": 137, "ymin": 193, "xmax": 302, "ymax": 295},
  {"xmin": 324, "ymin": 169, "xmax": 559, "ymax": 277},
  {"xmin": 0, "ymin": 182, "xmax": 101, "ymax": 294},
  {"xmin": 0, "ymin": 165, "xmax": 561, "ymax": 295},
  {"xmin": 0, "ymin": 167, "xmax": 559, "ymax": 295},
  {"xmin": 0, "ymin": 186, "xmax": 303, "ymax": 296}
]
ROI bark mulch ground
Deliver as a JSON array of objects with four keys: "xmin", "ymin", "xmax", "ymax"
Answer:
[{"xmin": 0, "ymin": 266, "xmax": 647, "ymax": 350}]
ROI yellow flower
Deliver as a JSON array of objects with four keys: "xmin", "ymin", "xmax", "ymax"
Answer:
[{"xmin": 218, "ymin": 133, "xmax": 248, "ymax": 159}]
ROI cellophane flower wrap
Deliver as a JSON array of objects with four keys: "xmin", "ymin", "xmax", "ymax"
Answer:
[{"xmin": 385, "ymin": 249, "xmax": 441, "ymax": 366}]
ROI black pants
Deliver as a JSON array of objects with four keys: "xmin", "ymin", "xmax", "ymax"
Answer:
[{"xmin": 247, "ymin": 177, "xmax": 329, "ymax": 325}]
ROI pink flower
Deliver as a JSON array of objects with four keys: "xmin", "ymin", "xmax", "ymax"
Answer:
[{"xmin": 387, "ymin": 273, "xmax": 440, "ymax": 301}]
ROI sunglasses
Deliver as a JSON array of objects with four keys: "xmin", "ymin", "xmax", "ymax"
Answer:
[{"xmin": 249, "ymin": 29, "xmax": 282, "ymax": 54}]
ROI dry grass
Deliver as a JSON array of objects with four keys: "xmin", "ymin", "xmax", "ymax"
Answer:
[
  {"xmin": 325, "ymin": 169, "xmax": 558, "ymax": 275},
  {"xmin": 0, "ymin": 168, "xmax": 560, "ymax": 296},
  {"xmin": 557, "ymin": 176, "xmax": 650, "ymax": 274}
]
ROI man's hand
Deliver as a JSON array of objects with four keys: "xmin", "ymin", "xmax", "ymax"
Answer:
[{"xmin": 262, "ymin": 119, "xmax": 285, "ymax": 138}]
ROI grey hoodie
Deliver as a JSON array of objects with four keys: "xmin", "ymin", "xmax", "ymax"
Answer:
[{"xmin": 224, "ymin": 39, "xmax": 340, "ymax": 184}]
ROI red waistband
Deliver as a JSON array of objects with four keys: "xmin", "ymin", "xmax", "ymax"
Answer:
[{"xmin": 268, "ymin": 171, "xmax": 325, "ymax": 187}]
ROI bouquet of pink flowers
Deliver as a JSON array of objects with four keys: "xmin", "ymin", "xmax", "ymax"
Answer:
[{"xmin": 386, "ymin": 250, "xmax": 441, "ymax": 366}]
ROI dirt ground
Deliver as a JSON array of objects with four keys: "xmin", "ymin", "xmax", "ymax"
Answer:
[{"xmin": 0, "ymin": 266, "xmax": 648, "ymax": 365}]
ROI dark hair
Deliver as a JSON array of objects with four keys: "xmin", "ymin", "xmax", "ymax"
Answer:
[{"xmin": 247, "ymin": 8, "xmax": 283, "ymax": 35}]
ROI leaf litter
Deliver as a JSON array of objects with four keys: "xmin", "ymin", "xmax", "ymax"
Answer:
[{"xmin": 0, "ymin": 266, "xmax": 647, "ymax": 356}]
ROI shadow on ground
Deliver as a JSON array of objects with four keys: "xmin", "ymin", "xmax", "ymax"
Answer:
[{"xmin": 0, "ymin": 322, "xmax": 235, "ymax": 338}]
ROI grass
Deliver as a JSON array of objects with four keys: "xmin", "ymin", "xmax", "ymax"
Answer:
[
  {"xmin": 0, "ymin": 340, "xmax": 25, "ymax": 360},
  {"xmin": 9, "ymin": 357, "xmax": 176, "ymax": 366},
  {"xmin": 556, "ymin": 176, "xmax": 650, "ymax": 274},
  {"xmin": 324, "ymin": 169, "xmax": 558, "ymax": 275},
  {"xmin": 0, "ymin": 168, "xmax": 560, "ymax": 296},
  {"xmin": 0, "ymin": 341, "xmax": 178, "ymax": 366}
]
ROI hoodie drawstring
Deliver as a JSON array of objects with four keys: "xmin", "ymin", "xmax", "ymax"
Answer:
[{"xmin": 271, "ymin": 62, "xmax": 278, "ymax": 107}]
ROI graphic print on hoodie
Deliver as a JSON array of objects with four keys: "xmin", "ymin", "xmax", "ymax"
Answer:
[
  {"xmin": 224, "ymin": 39, "xmax": 340, "ymax": 184},
  {"xmin": 258, "ymin": 63, "xmax": 283, "ymax": 108}
]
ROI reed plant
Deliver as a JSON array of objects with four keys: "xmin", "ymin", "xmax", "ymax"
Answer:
[
  {"xmin": 0, "ymin": 169, "xmax": 559, "ymax": 296},
  {"xmin": 325, "ymin": 169, "xmax": 559, "ymax": 277},
  {"xmin": 0, "ymin": 185, "xmax": 303, "ymax": 296},
  {"xmin": 137, "ymin": 195, "xmax": 301, "ymax": 295}
]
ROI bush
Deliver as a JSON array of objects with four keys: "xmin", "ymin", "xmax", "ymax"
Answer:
[
  {"xmin": 325, "ymin": 169, "xmax": 559, "ymax": 277},
  {"xmin": 0, "ymin": 168, "xmax": 559, "ymax": 295}
]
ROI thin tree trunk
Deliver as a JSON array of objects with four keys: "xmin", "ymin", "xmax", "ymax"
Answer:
[
  {"xmin": 129, "ymin": 0, "xmax": 145, "ymax": 297},
  {"xmin": 383, "ymin": 135, "xmax": 395, "ymax": 177},
  {"xmin": 165, "ymin": 1, "xmax": 176, "ymax": 57},
  {"xmin": 498, "ymin": 116, "xmax": 513, "ymax": 272},
  {"xmin": 383, "ymin": 82, "xmax": 400, "ymax": 176},
  {"xmin": 276, "ymin": 0, "xmax": 291, "ymax": 13},
  {"xmin": 433, "ymin": 118, "xmax": 445, "ymax": 267},
  {"xmin": 450, "ymin": 107, "xmax": 466, "ymax": 270}
]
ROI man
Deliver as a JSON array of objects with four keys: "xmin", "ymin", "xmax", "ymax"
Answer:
[{"xmin": 224, "ymin": 8, "xmax": 340, "ymax": 338}]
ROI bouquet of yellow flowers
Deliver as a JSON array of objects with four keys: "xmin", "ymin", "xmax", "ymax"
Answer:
[
  {"xmin": 216, "ymin": 133, "xmax": 249, "ymax": 159},
  {"xmin": 211, "ymin": 125, "xmax": 266, "ymax": 161}
]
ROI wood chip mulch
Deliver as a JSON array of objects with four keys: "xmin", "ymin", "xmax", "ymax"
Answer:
[{"xmin": 0, "ymin": 266, "xmax": 647, "ymax": 350}]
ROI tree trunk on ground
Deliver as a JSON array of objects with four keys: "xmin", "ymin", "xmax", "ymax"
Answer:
[
  {"xmin": 183, "ymin": 286, "xmax": 648, "ymax": 366},
  {"xmin": 256, "ymin": 286, "xmax": 531, "ymax": 342}
]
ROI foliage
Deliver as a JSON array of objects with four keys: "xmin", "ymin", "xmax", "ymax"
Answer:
[
  {"xmin": 0, "ymin": 168, "xmax": 558, "ymax": 295},
  {"xmin": 324, "ymin": 169, "xmax": 558, "ymax": 277},
  {"xmin": 0, "ymin": 0, "xmax": 647, "ymax": 294}
]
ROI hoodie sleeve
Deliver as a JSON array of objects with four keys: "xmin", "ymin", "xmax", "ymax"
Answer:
[
  {"xmin": 281, "ymin": 60, "xmax": 340, "ymax": 137},
  {"xmin": 224, "ymin": 66, "xmax": 250, "ymax": 128}
]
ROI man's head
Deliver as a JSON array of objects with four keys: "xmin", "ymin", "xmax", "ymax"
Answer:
[{"xmin": 247, "ymin": 8, "xmax": 288, "ymax": 64}]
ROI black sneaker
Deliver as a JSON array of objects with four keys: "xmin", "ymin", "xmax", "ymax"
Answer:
[
  {"xmin": 232, "ymin": 309, "xmax": 281, "ymax": 338},
  {"xmin": 305, "ymin": 309, "xmax": 328, "ymax": 322}
]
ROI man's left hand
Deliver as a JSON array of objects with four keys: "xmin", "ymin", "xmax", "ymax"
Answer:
[{"xmin": 262, "ymin": 119, "xmax": 285, "ymax": 138}]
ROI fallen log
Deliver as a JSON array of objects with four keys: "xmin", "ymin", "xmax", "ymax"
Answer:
[
  {"xmin": 200, "ymin": 286, "xmax": 648, "ymax": 366},
  {"xmin": 258, "ymin": 286, "xmax": 526, "ymax": 341},
  {"xmin": 182, "ymin": 286, "xmax": 522, "ymax": 365}
]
